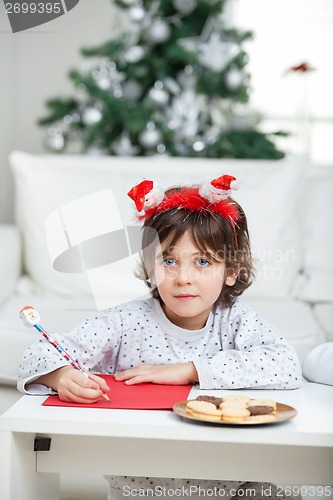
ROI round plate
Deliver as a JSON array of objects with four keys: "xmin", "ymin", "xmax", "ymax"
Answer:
[{"xmin": 173, "ymin": 400, "xmax": 297, "ymax": 425}]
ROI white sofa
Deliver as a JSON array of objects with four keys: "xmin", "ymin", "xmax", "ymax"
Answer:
[{"xmin": 1, "ymin": 151, "xmax": 333, "ymax": 499}]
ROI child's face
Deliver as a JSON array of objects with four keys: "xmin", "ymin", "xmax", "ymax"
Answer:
[{"xmin": 153, "ymin": 232, "xmax": 236, "ymax": 330}]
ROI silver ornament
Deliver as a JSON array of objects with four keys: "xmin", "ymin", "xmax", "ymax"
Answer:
[
  {"xmin": 92, "ymin": 67, "xmax": 111, "ymax": 90},
  {"xmin": 113, "ymin": 88, "xmax": 123, "ymax": 98},
  {"xmin": 63, "ymin": 115, "xmax": 73, "ymax": 125},
  {"xmin": 43, "ymin": 127, "xmax": 66, "ymax": 152},
  {"xmin": 107, "ymin": 61, "xmax": 116, "ymax": 71},
  {"xmin": 81, "ymin": 107, "xmax": 102, "ymax": 126},
  {"xmin": 148, "ymin": 81, "xmax": 169, "ymax": 106},
  {"xmin": 123, "ymin": 45, "xmax": 145, "ymax": 63},
  {"xmin": 71, "ymin": 112, "xmax": 81, "ymax": 123},
  {"xmin": 96, "ymin": 76, "xmax": 111, "ymax": 90},
  {"xmin": 138, "ymin": 123, "xmax": 161, "ymax": 148},
  {"xmin": 192, "ymin": 140, "xmax": 205, "ymax": 152},
  {"xmin": 225, "ymin": 67, "xmax": 244, "ymax": 90},
  {"xmin": 156, "ymin": 143, "xmax": 166, "ymax": 154},
  {"xmin": 146, "ymin": 19, "xmax": 171, "ymax": 44},
  {"xmin": 123, "ymin": 80, "xmax": 143, "ymax": 100},
  {"xmin": 172, "ymin": 0, "xmax": 197, "ymax": 15},
  {"xmin": 129, "ymin": 6, "xmax": 145, "ymax": 22}
]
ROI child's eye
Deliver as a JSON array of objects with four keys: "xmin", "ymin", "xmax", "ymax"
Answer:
[
  {"xmin": 163, "ymin": 258, "xmax": 176, "ymax": 266},
  {"xmin": 196, "ymin": 258, "xmax": 209, "ymax": 267}
]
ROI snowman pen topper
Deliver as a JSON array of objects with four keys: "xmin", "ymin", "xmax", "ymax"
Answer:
[{"xmin": 19, "ymin": 306, "xmax": 111, "ymax": 402}]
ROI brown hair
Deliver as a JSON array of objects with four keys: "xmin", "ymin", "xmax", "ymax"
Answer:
[{"xmin": 137, "ymin": 195, "xmax": 254, "ymax": 308}]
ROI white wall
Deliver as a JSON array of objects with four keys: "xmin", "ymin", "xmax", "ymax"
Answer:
[{"xmin": 0, "ymin": 0, "xmax": 121, "ymax": 223}]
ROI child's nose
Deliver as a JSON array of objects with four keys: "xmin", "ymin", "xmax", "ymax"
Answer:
[{"xmin": 176, "ymin": 265, "xmax": 193, "ymax": 285}]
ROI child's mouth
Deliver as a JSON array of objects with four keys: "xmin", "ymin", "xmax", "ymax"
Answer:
[{"xmin": 175, "ymin": 294, "xmax": 197, "ymax": 301}]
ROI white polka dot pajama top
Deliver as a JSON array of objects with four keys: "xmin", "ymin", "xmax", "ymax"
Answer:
[{"xmin": 17, "ymin": 298, "xmax": 301, "ymax": 393}]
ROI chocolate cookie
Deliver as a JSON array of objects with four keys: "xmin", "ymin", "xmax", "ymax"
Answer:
[
  {"xmin": 248, "ymin": 405, "xmax": 274, "ymax": 416},
  {"xmin": 196, "ymin": 395, "xmax": 224, "ymax": 408}
]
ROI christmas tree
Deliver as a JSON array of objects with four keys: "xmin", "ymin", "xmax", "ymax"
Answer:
[{"xmin": 39, "ymin": 0, "xmax": 284, "ymax": 159}]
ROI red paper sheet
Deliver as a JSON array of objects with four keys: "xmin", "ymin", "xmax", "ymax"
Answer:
[{"xmin": 42, "ymin": 375, "xmax": 192, "ymax": 409}]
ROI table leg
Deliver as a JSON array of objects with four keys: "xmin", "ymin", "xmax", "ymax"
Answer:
[{"xmin": 0, "ymin": 431, "xmax": 60, "ymax": 500}]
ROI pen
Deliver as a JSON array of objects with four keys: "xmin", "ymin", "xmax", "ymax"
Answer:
[{"xmin": 19, "ymin": 305, "xmax": 111, "ymax": 403}]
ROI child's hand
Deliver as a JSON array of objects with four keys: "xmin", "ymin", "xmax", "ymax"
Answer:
[
  {"xmin": 36, "ymin": 366, "xmax": 110, "ymax": 404},
  {"xmin": 114, "ymin": 362, "xmax": 198, "ymax": 385}
]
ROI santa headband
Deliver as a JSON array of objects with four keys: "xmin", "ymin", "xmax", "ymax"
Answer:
[{"xmin": 127, "ymin": 175, "xmax": 240, "ymax": 226}]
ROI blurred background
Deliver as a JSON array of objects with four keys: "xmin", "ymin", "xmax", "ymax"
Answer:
[{"xmin": 1, "ymin": 0, "xmax": 332, "ymax": 223}]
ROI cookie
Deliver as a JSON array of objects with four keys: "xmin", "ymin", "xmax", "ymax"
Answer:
[
  {"xmin": 221, "ymin": 395, "xmax": 251, "ymax": 406},
  {"xmin": 186, "ymin": 400, "xmax": 223, "ymax": 418},
  {"xmin": 196, "ymin": 395, "xmax": 224, "ymax": 408},
  {"xmin": 219, "ymin": 401, "xmax": 247, "ymax": 411},
  {"xmin": 189, "ymin": 411, "xmax": 223, "ymax": 422},
  {"xmin": 248, "ymin": 405, "xmax": 274, "ymax": 416},
  {"xmin": 247, "ymin": 399, "xmax": 277, "ymax": 410},
  {"xmin": 220, "ymin": 406, "xmax": 250, "ymax": 422}
]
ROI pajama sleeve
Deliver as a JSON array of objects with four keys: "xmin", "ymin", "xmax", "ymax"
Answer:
[
  {"xmin": 193, "ymin": 306, "xmax": 302, "ymax": 390},
  {"xmin": 17, "ymin": 309, "xmax": 122, "ymax": 394}
]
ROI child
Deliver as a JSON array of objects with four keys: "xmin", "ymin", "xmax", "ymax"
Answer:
[{"xmin": 17, "ymin": 175, "xmax": 302, "ymax": 500}]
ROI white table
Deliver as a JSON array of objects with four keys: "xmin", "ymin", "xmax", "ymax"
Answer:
[{"xmin": 1, "ymin": 382, "xmax": 333, "ymax": 500}]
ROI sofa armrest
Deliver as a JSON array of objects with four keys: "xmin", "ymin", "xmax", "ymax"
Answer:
[{"xmin": 0, "ymin": 224, "xmax": 22, "ymax": 305}]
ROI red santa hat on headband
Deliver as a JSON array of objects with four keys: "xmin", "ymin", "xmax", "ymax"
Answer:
[
  {"xmin": 127, "ymin": 180, "xmax": 165, "ymax": 212},
  {"xmin": 199, "ymin": 175, "xmax": 239, "ymax": 203}
]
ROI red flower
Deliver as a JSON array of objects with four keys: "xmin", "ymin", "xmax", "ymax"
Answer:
[{"xmin": 287, "ymin": 62, "xmax": 315, "ymax": 74}]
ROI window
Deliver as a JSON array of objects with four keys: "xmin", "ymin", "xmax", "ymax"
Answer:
[{"xmin": 233, "ymin": 0, "xmax": 333, "ymax": 165}]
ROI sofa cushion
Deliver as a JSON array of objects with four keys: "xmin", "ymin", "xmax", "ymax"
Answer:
[
  {"xmin": 301, "ymin": 169, "xmax": 333, "ymax": 273},
  {"xmin": 293, "ymin": 169, "xmax": 333, "ymax": 303},
  {"xmin": 293, "ymin": 271, "xmax": 333, "ymax": 303},
  {"xmin": 313, "ymin": 303, "xmax": 333, "ymax": 341},
  {"xmin": 0, "ymin": 225, "xmax": 21, "ymax": 306},
  {"xmin": 9, "ymin": 151, "xmax": 307, "ymax": 306},
  {"xmin": 245, "ymin": 298, "xmax": 326, "ymax": 362}
]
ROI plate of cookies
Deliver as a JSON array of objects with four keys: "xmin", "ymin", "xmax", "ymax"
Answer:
[{"xmin": 173, "ymin": 395, "xmax": 297, "ymax": 425}]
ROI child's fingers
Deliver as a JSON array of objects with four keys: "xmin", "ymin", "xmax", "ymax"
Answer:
[
  {"xmin": 59, "ymin": 378, "xmax": 103, "ymax": 403},
  {"xmin": 115, "ymin": 368, "xmax": 153, "ymax": 385},
  {"xmin": 124, "ymin": 375, "xmax": 147, "ymax": 385},
  {"xmin": 88, "ymin": 373, "xmax": 110, "ymax": 393},
  {"xmin": 114, "ymin": 368, "xmax": 143, "ymax": 381},
  {"xmin": 56, "ymin": 368, "xmax": 111, "ymax": 403},
  {"xmin": 69, "ymin": 370, "xmax": 101, "ymax": 390},
  {"xmin": 61, "ymin": 386, "xmax": 102, "ymax": 404},
  {"xmin": 57, "ymin": 367, "xmax": 96, "ymax": 388}
]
